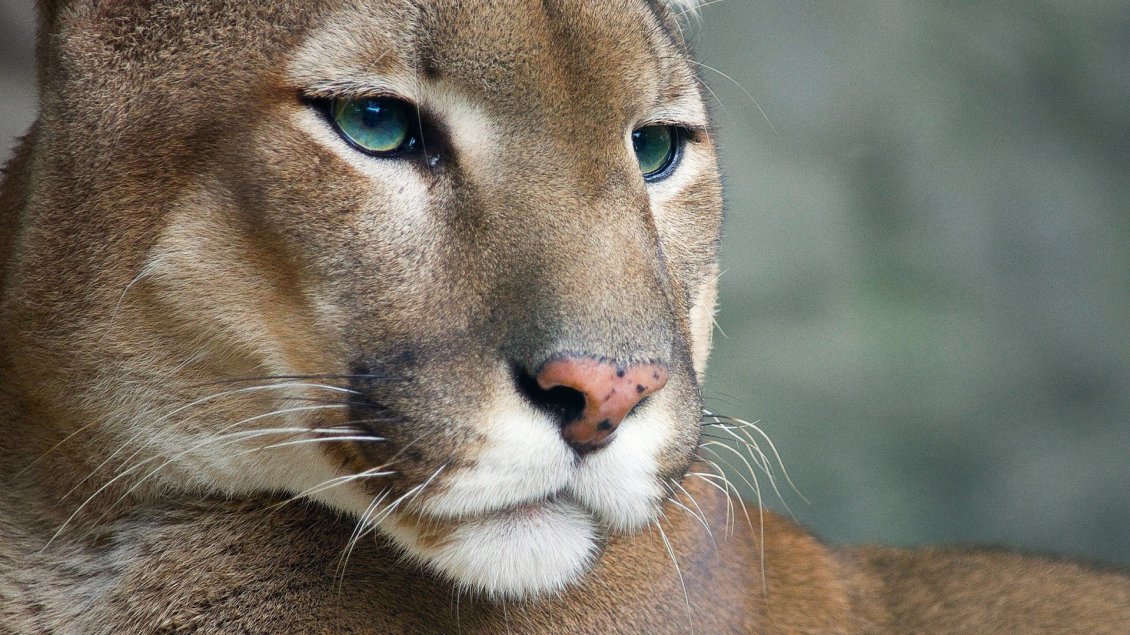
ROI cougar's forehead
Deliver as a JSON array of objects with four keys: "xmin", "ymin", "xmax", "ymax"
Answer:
[
  {"xmin": 273, "ymin": 0, "xmax": 719, "ymax": 360},
  {"xmin": 289, "ymin": 0, "xmax": 705, "ymax": 135}
]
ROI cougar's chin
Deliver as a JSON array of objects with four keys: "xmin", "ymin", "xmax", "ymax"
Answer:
[{"xmin": 387, "ymin": 499, "xmax": 600, "ymax": 599}]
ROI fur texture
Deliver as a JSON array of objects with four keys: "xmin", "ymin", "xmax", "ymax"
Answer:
[{"xmin": 1, "ymin": 0, "xmax": 1128, "ymax": 633}]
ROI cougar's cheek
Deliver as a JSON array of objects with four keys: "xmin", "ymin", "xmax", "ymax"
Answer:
[{"xmin": 689, "ymin": 270, "xmax": 720, "ymax": 380}]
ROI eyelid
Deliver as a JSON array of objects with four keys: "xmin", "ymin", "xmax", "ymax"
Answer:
[
  {"xmin": 299, "ymin": 81, "xmax": 417, "ymax": 103},
  {"xmin": 637, "ymin": 118, "xmax": 705, "ymax": 130},
  {"xmin": 634, "ymin": 121, "xmax": 707, "ymax": 147},
  {"xmin": 637, "ymin": 104, "xmax": 707, "ymax": 129}
]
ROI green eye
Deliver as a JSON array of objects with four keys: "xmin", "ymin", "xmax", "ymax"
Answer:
[
  {"xmin": 330, "ymin": 97, "xmax": 417, "ymax": 156},
  {"xmin": 632, "ymin": 125, "xmax": 679, "ymax": 180}
]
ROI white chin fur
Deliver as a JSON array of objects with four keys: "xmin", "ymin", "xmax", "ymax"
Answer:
[
  {"xmin": 570, "ymin": 411, "xmax": 670, "ymax": 532},
  {"xmin": 396, "ymin": 499, "xmax": 599, "ymax": 599}
]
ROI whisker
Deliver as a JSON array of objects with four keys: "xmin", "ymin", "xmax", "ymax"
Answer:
[
  {"xmin": 692, "ymin": 65, "xmax": 733, "ymax": 122},
  {"xmin": 108, "ymin": 406, "xmax": 351, "ymax": 497},
  {"xmin": 672, "ymin": 479, "xmax": 715, "ymax": 547},
  {"xmin": 337, "ymin": 462, "xmax": 447, "ymax": 585},
  {"xmin": 686, "ymin": 59, "xmax": 776, "ymax": 132},
  {"xmin": 702, "ymin": 424, "xmax": 772, "ymax": 473},
  {"xmin": 355, "ymin": 467, "xmax": 446, "ymax": 565},
  {"xmin": 699, "ymin": 427, "xmax": 793, "ymax": 515},
  {"xmin": 664, "ymin": 481, "xmax": 714, "ymax": 548},
  {"xmin": 694, "ymin": 463, "xmax": 744, "ymax": 538},
  {"xmin": 702, "ymin": 419, "xmax": 781, "ymax": 496},
  {"xmin": 91, "ymin": 401, "xmax": 349, "ymax": 493},
  {"xmin": 698, "ymin": 440, "xmax": 770, "ymax": 500},
  {"xmin": 674, "ymin": 0, "xmax": 726, "ymax": 20},
  {"xmin": 695, "ymin": 453, "xmax": 755, "ymax": 535},
  {"xmin": 47, "ymin": 404, "xmax": 349, "ymax": 546},
  {"xmin": 367, "ymin": 463, "xmax": 447, "ymax": 531},
  {"xmin": 256, "ymin": 395, "xmax": 358, "ymax": 405},
  {"xmin": 685, "ymin": 471, "xmax": 735, "ymax": 537},
  {"xmin": 55, "ymin": 382, "xmax": 359, "ymax": 493},
  {"xmin": 338, "ymin": 415, "xmax": 403, "ymax": 429},
  {"xmin": 185, "ymin": 373, "xmax": 402, "ymax": 389},
  {"xmin": 239, "ymin": 434, "xmax": 385, "ymax": 454},
  {"xmin": 286, "ymin": 431, "xmax": 430, "ymax": 521},
  {"xmin": 705, "ymin": 411, "xmax": 806, "ymax": 503},
  {"xmin": 266, "ymin": 466, "xmax": 399, "ymax": 513},
  {"xmin": 653, "ymin": 515, "xmax": 694, "ymax": 634},
  {"xmin": 95, "ymin": 266, "xmax": 153, "ymax": 347},
  {"xmin": 449, "ymin": 578, "xmax": 463, "ymax": 632},
  {"xmin": 696, "ymin": 448, "xmax": 767, "ymax": 597},
  {"xmin": 336, "ymin": 489, "xmax": 391, "ymax": 590},
  {"xmin": 501, "ymin": 598, "xmax": 512, "ymax": 635}
]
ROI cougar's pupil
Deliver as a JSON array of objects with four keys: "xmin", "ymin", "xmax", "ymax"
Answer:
[
  {"xmin": 632, "ymin": 125, "xmax": 677, "ymax": 180},
  {"xmin": 331, "ymin": 97, "xmax": 416, "ymax": 155}
]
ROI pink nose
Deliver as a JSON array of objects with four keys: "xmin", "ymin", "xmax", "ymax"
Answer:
[{"xmin": 536, "ymin": 357, "xmax": 669, "ymax": 452}]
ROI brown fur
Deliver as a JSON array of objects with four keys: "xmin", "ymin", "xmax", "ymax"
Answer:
[{"xmin": 2, "ymin": 1, "xmax": 1128, "ymax": 632}]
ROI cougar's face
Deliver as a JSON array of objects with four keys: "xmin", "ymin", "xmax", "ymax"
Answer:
[{"xmin": 31, "ymin": 0, "xmax": 721, "ymax": 597}]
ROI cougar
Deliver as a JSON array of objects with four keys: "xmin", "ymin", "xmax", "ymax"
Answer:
[{"xmin": 2, "ymin": 0, "xmax": 1127, "ymax": 632}]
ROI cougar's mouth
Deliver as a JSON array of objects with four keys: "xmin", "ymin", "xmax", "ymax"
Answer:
[
  {"xmin": 421, "ymin": 488, "xmax": 626, "ymax": 530},
  {"xmin": 400, "ymin": 492, "xmax": 583, "ymax": 535}
]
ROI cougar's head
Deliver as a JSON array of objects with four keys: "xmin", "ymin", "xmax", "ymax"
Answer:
[{"xmin": 6, "ymin": 0, "xmax": 721, "ymax": 598}]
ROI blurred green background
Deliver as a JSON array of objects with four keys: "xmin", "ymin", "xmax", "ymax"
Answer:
[{"xmin": 3, "ymin": 2, "xmax": 1128, "ymax": 565}]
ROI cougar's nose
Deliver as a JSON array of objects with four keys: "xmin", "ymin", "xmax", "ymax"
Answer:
[{"xmin": 532, "ymin": 356, "xmax": 668, "ymax": 455}]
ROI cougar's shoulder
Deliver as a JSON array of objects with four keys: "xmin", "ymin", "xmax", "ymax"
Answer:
[{"xmin": 842, "ymin": 545, "xmax": 1130, "ymax": 632}]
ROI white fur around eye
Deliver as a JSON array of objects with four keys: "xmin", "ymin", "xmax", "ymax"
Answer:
[
  {"xmin": 292, "ymin": 108, "xmax": 420, "ymax": 181},
  {"xmin": 290, "ymin": 106, "xmax": 434, "ymax": 232},
  {"xmin": 645, "ymin": 140, "xmax": 707, "ymax": 211}
]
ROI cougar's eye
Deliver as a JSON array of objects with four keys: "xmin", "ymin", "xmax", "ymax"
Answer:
[
  {"xmin": 329, "ymin": 97, "xmax": 418, "ymax": 156},
  {"xmin": 632, "ymin": 125, "xmax": 680, "ymax": 181}
]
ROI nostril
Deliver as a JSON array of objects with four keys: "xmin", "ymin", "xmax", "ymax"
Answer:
[
  {"xmin": 514, "ymin": 355, "xmax": 670, "ymax": 456},
  {"xmin": 513, "ymin": 367, "xmax": 586, "ymax": 425}
]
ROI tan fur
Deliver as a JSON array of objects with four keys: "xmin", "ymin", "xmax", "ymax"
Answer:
[{"xmin": 2, "ymin": 1, "xmax": 1128, "ymax": 632}]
